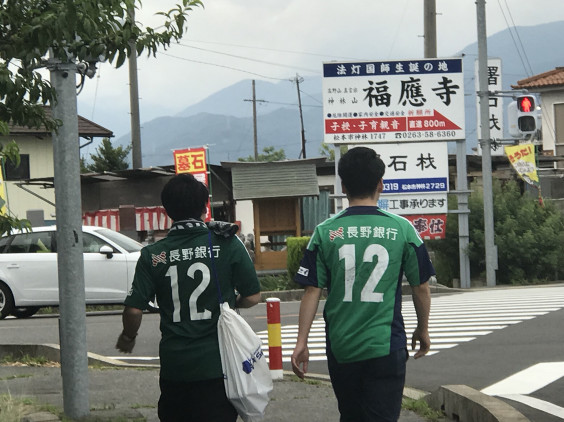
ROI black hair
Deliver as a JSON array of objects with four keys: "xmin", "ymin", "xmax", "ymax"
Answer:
[
  {"xmin": 161, "ymin": 174, "xmax": 209, "ymax": 221},
  {"xmin": 338, "ymin": 147, "xmax": 386, "ymax": 199}
]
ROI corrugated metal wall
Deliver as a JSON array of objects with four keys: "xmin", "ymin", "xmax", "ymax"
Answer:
[{"xmin": 301, "ymin": 190, "xmax": 330, "ymax": 234}]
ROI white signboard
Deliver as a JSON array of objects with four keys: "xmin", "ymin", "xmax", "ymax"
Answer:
[
  {"xmin": 323, "ymin": 58, "xmax": 465, "ymax": 144},
  {"xmin": 359, "ymin": 143, "xmax": 449, "ymax": 215},
  {"xmin": 475, "ymin": 58, "xmax": 504, "ymax": 155}
]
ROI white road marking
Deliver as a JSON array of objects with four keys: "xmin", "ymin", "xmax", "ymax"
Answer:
[
  {"xmin": 495, "ymin": 395, "xmax": 564, "ymax": 419},
  {"xmin": 481, "ymin": 362, "xmax": 564, "ymax": 395}
]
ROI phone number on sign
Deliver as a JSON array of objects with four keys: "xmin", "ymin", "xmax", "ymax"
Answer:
[{"xmin": 394, "ymin": 130, "xmax": 457, "ymax": 139}]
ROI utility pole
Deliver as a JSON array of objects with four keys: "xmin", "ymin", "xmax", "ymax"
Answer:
[
  {"xmin": 244, "ymin": 80, "xmax": 265, "ymax": 160},
  {"xmin": 48, "ymin": 56, "xmax": 90, "ymax": 419},
  {"xmin": 424, "ymin": 0, "xmax": 471, "ymax": 288},
  {"xmin": 128, "ymin": 6, "xmax": 142, "ymax": 169},
  {"xmin": 423, "ymin": 0, "xmax": 437, "ymax": 58},
  {"xmin": 476, "ymin": 0, "xmax": 498, "ymax": 286},
  {"xmin": 293, "ymin": 74, "xmax": 307, "ymax": 159}
]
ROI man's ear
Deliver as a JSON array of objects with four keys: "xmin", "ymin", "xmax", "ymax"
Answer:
[
  {"xmin": 377, "ymin": 179, "xmax": 384, "ymax": 193},
  {"xmin": 341, "ymin": 182, "xmax": 348, "ymax": 194}
]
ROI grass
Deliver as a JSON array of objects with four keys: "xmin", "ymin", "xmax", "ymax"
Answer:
[
  {"xmin": 0, "ymin": 354, "xmax": 58, "ymax": 367},
  {"xmin": 0, "ymin": 394, "xmax": 41, "ymax": 422},
  {"xmin": 402, "ymin": 397, "xmax": 446, "ymax": 421}
]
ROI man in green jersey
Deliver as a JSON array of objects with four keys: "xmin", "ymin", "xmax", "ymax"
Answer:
[
  {"xmin": 116, "ymin": 174, "xmax": 261, "ymax": 422},
  {"xmin": 291, "ymin": 147, "xmax": 433, "ymax": 422}
]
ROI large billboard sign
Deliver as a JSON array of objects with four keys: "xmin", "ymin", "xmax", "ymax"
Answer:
[{"xmin": 323, "ymin": 58, "xmax": 465, "ymax": 143}]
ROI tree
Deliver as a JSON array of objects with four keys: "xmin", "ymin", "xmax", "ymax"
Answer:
[
  {"xmin": 429, "ymin": 179, "xmax": 564, "ymax": 285},
  {"xmin": 82, "ymin": 138, "xmax": 132, "ymax": 172},
  {"xmin": 0, "ymin": 130, "xmax": 31, "ymax": 235},
  {"xmin": 0, "ymin": 0, "xmax": 203, "ymax": 131},
  {"xmin": 319, "ymin": 142, "xmax": 348, "ymax": 161},
  {"xmin": 239, "ymin": 146, "xmax": 286, "ymax": 162}
]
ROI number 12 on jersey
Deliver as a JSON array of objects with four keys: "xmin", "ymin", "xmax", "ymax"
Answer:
[{"xmin": 338, "ymin": 243, "xmax": 389, "ymax": 303}]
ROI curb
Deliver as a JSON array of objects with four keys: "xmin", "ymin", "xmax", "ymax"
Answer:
[
  {"xmin": 2, "ymin": 345, "xmax": 529, "ymax": 422},
  {"xmin": 427, "ymin": 385, "xmax": 530, "ymax": 422}
]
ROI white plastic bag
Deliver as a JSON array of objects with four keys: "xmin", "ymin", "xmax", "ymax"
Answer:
[{"xmin": 217, "ymin": 302, "xmax": 273, "ymax": 422}]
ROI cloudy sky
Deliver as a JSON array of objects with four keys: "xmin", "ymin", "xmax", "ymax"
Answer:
[{"xmin": 75, "ymin": 0, "xmax": 564, "ymax": 140}]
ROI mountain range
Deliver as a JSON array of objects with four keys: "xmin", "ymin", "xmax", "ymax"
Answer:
[{"xmin": 115, "ymin": 21, "xmax": 564, "ymax": 166}]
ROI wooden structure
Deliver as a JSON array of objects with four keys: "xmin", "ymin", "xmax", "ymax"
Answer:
[{"xmin": 223, "ymin": 159, "xmax": 324, "ymax": 271}]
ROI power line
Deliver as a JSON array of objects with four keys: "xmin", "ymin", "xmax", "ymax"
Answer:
[
  {"xmin": 176, "ymin": 43, "xmax": 321, "ymax": 74},
  {"xmin": 182, "ymin": 38, "xmax": 365, "ymax": 61},
  {"xmin": 496, "ymin": 0, "xmax": 532, "ymax": 77},
  {"xmin": 502, "ymin": 0, "xmax": 534, "ymax": 76},
  {"xmin": 158, "ymin": 52, "xmax": 289, "ymax": 81}
]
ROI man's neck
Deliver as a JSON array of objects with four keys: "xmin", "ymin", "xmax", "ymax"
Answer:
[{"xmin": 348, "ymin": 194, "xmax": 379, "ymax": 207}]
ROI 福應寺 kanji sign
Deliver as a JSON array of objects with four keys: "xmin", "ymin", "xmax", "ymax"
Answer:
[{"xmin": 323, "ymin": 58, "xmax": 465, "ymax": 143}]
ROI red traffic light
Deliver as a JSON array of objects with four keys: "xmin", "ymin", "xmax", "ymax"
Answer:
[{"xmin": 517, "ymin": 96, "xmax": 535, "ymax": 113}]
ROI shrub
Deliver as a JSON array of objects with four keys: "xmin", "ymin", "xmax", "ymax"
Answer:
[
  {"xmin": 433, "ymin": 179, "xmax": 564, "ymax": 285},
  {"xmin": 286, "ymin": 236, "xmax": 311, "ymax": 281}
]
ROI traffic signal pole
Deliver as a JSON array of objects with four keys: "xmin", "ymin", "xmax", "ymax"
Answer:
[{"xmin": 476, "ymin": 0, "xmax": 498, "ymax": 287}]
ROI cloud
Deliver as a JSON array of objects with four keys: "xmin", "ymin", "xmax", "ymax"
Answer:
[{"xmin": 76, "ymin": 0, "xmax": 564, "ymax": 140}]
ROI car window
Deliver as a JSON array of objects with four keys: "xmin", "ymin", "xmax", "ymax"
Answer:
[
  {"xmin": 5, "ymin": 232, "xmax": 54, "ymax": 253},
  {"xmin": 0, "ymin": 235, "xmax": 13, "ymax": 253},
  {"xmin": 83, "ymin": 232, "xmax": 113, "ymax": 253},
  {"xmin": 92, "ymin": 228, "xmax": 143, "ymax": 253}
]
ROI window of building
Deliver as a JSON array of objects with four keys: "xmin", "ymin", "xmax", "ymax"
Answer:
[{"xmin": 4, "ymin": 154, "xmax": 30, "ymax": 180}]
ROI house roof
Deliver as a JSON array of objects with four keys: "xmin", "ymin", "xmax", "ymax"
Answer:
[
  {"xmin": 8, "ymin": 107, "xmax": 113, "ymax": 138},
  {"xmin": 511, "ymin": 67, "xmax": 564, "ymax": 90},
  {"xmin": 222, "ymin": 158, "xmax": 325, "ymax": 200}
]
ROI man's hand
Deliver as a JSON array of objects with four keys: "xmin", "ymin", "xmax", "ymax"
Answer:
[
  {"xmin": 116, "ymin": 332, "xmax": 136, "ymax": 353},
  {"xmin": 291, "ymin": 344, "xmax": 310, "ymax": 379},
  {"xmin": 411, "ymin": 326, "xmax": 430, "ymax": 359}
]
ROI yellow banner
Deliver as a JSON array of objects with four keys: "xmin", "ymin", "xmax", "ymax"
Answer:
[{"xmin": 504, "ymin": 143, "xmax": 539, "ymax": 185}]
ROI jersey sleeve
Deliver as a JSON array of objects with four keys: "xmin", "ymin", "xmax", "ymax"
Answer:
[
  {"xmin": 124, "ymin": 248, "xmax": 156, "ymax": 310},
  {"xmin": 294, "ymin": 227, "xmax": 326, "ymax": 288},
  {"xmin": 402, "ymin": 222, "xmax": 436, "ymax": 286},
  {"xmin": 230, "ymin": 236, "xmax": 261, "ymax": 298}
]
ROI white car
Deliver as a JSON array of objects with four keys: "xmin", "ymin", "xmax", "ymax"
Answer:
[{"xmin": 0, "ymin": 226, "xmax": 147, "ymax": 319}]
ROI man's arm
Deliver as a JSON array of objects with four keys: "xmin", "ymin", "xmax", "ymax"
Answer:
[
  {"xmin": 291, "ymin": 285, "xmax": 322, "ymax": 379},
  {"xmin": 236, "ymin": 292, "xmax": 261, "ymax": 308},
  {"xmin": 411, "ymin": 281, "xmax": 431, "ymax": 359},
  {"xmin": 116, "ymin": 306, "xmax": 143, "ymax": 353}
]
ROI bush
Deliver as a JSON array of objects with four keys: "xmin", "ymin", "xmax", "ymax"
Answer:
[
  {"xmin": 286, "ymin": 236, "xmax": 311, "ymax": 281},
  {"xmin": 433, "ymin": 179, "xmax": 564, "ymax": 285}
]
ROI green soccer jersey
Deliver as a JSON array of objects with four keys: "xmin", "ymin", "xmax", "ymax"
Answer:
[
  {"xmin": 295, "ymin": 206, "xmax": 435, "ymax": 363},
  {"xmin": 124, "ymin": 220, "xmax": 260, "ymax": 382}
]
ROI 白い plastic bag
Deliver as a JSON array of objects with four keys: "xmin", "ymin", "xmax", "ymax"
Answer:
[{"xmin": 217, "ymin": 302, "xmax": 273, "ymax": 422}]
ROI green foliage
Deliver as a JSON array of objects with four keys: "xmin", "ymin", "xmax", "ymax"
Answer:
[
  {"xmin": 402, "ymin": 398, "xmax": 445, "ymax": 421},
  {"xmin": 0, "ymin": 140, "xmax": 32, "ymax": 235},
  {"xmin": 287, "ymin": 236, "xmax": 310, "ymax": 280},
  {"xmin": 433, "ymin": 180, "xmax": 564, "ymax": 285},
  {"xmin": 0, "ymin": 0, "xmax": 203, "ymax": 130},
  {"xmin": 238, "ymin": 146, "xmax": 286, "ymax": 162},
  {"xmin": 82, "ymin": 137, "xmax": 132, "ymax": 172},
  {"xmin": 259, "ymin": 274, "xmax": 297, "ymax": 291},
  {"xmin": 319, "ymin": 143, "xmax": 348, "ymax": 161}
]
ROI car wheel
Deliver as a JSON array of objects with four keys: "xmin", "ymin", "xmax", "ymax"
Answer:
[
  {"xmin": 0, "ymin": 282, "xmax": 15, "ymax": 320},
  {"xmin": 11, "ymin": 307, "xmax": 40, "ymax": 319},
  {"xmin": 147, "ymin": 296, "xmax": 159, "ymax": 313}
]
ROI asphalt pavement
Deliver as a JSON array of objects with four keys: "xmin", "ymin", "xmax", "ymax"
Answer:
[{"xmin": 0, "ymin": 363, "xmax": 427, "ymax": 422}]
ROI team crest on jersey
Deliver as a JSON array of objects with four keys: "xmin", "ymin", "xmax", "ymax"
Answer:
[
  {"xmin": 151, "ymin": 251, "xmax": 167, "ymax": 266},
  {"xmin": 329, "ymin": 227, "xmax": 344, "ymax": 242},
  {"xmin": 297, "ymin": 266, "xmax": 309, "ymax": 277}
]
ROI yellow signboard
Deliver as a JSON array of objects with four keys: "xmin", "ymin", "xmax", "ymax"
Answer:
[{"xmin": 504, "ymin": 143, "xmax": 539, "ymax": 186}]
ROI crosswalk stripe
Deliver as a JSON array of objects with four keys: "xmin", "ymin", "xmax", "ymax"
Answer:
[{"xmin": 258, "ymin": 286, "xmax": 564, "ymax": 363}]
